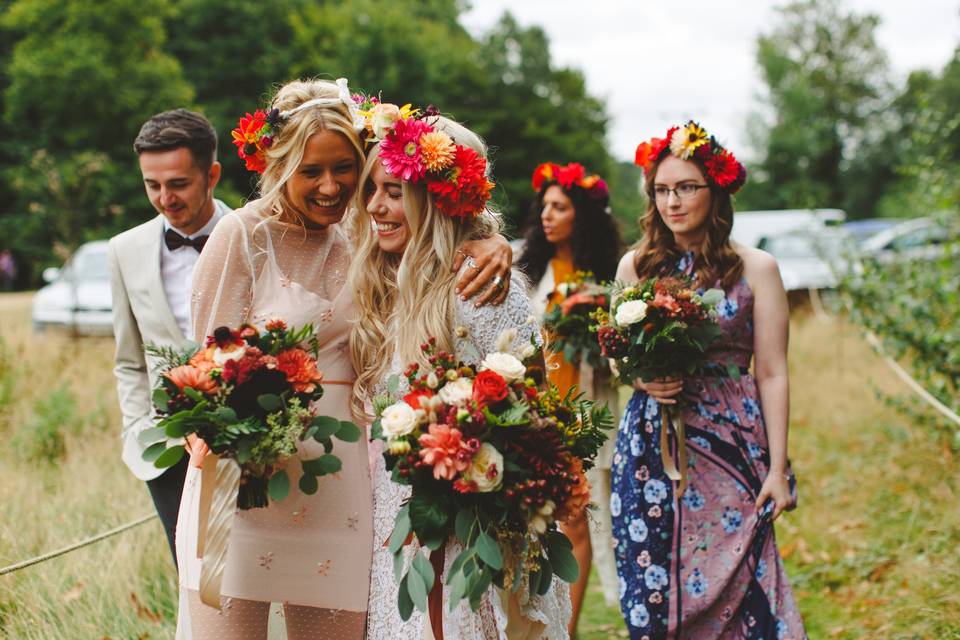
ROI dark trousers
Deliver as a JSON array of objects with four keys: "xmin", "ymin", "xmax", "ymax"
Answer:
[{"xmin": 145, "ymin": 455, "xmax": 189, "ymax": 569}]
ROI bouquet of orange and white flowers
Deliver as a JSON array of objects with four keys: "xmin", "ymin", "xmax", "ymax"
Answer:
[
  {"xmin": 141, "ymin": 320, "xmax": 360, "ymax": 510},
  {"xmin": 371, "ymin": 336, "xmax": 613, "ymax": 618},
  {"xmin": 541, "ymin": 270, "xmax": 610, "ymax": 370}
]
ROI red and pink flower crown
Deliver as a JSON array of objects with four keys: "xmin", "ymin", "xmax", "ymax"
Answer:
[
  {"xmin": 531, "ymin": 162, "xmax": 608, "ymax": 200},
  {"xmin": 634, "ymin": 121, "xmax": 747, "ymax": 194},
  {"xmin": 355, "ymin": 96, "xmax": 495, "ymax": 220}
]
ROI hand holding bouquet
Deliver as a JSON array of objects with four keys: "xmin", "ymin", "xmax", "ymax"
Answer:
[
  {"xmin": 371, "ymin": 336, "xmax": 613, "ymax": 619},
  {"xmin": 140, "ymin": 320, "xmax": 360, "ymax": 510},
  {"xmin": 593, "ymin": 276, "xmax": 724, "ymax": 493},
  {"xmin": 541, "ymin": 270, "xmax": 610, "ymax": 370}
]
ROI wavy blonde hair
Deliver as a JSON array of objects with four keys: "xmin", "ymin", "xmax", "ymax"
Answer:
[
  {"xmin": 256, "ymin": 79, "xmax": 365, "ymax": 225},
  {"xmin": 632, "ymin": 155, "xmax": 743, "ymax": 289},
  {"xmin": 348, "ymin": 116, "xmax": 500, "ymax": 416}
]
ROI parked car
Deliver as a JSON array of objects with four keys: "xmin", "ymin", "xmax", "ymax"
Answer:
[
  {"xmin": 32, "ymin": 240, "xmax": 113, "ymax": 335},
  {"xmin": 732, "ymin": 208, "xmax": 846, "ymax": 248},
  {"xmin": 758, "ymin": 228, "xmax": 855, "ymax": 291},
  {"xmin": 858, "ymin": 217, "xmax": 954, "ymax": 263},
  {"xmin": 842, "ymin": 218, "xmax": 902, "ymax": 246}
]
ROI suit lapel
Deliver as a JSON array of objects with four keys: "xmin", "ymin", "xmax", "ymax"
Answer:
[{"xmin": 143, "ymin": 216, "xmax": 187, "ymax": 342}]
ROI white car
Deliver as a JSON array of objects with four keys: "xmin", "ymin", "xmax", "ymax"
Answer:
[
  {"xmin": 858, "ymin": 217, "xmax": 954, "ymax": 263},
  {"xmin": 32, "ymin": 240, "xmax": 113, "ymax": 335},
  {"xmin": 758, "ymin": 229, "xmax": 854, "ymax": 291},
  {"xmin": 732, "ymin": 209, "xmax": 846, "ymax": 248}
]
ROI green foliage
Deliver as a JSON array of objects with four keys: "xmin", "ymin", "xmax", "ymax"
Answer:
[
  {"xmin": 12, "ymin": 384, "xmax": 77, "ymax": 462},
  {"xmin": 743, "ymin": 0, "xmax": 888, "ymax": 213}
]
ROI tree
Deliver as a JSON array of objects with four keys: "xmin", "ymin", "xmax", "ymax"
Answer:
[
  {"xmin": 0, "ymin": 0, "xmax": 193, "ymax": 281},
  {"xmin": 749, "ymin": 0, "xmax": 888, "ymax": 212}
]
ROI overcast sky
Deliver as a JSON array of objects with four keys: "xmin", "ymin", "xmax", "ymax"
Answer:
[{"xmin": 462, "ymin": 1, "xmax": 960, "ymax": 162}]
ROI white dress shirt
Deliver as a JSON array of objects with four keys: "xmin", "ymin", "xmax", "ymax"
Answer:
[{"xmin": 161, "ymin": 200, "xmax": 227, "ymax": 338}]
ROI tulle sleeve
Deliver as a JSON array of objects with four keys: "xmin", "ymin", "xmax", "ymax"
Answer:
[{"xmin": 190, "ymin": 209, "xmax": 260, "ymax": 341}]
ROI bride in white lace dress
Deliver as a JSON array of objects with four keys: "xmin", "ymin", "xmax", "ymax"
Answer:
[{"xmin": 348, "ymin": 113, "xmax": 571, "ymax": 639}]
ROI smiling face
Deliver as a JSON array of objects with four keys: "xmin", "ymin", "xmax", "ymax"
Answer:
[
  {"xmin": 284, "ymin": 130, "xmax": 359, "ymax": 229},
  {"xmin": 365, "ymin": 159, "xmax": 410, "ymax": 254},
  {"xmin": 540, "ymin": 184, "xmax": 576, "ymax": 247},
  {"xmin": 653, "ymin": 155, "xmax": 712, "ymax": 246},
  {"xmin": 139, "ymin": 147, "xmax": 221, "ymax": 235}
]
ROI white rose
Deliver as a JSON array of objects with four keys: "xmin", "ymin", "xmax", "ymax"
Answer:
[
  {"xmin": 380, "ymin": 402, "xmax": 417, "ymax": 438},
  {"xmin": 615, "ymin": 299, "xmax": 648, "ymax": 326},
  {"xmin": 462, "ymin": 443, "xmax": 504, "ymax": 493},
  {"xmin": 481, "ymin": 352, "xmax": 526, "ymax": 382},
  {"xmin": 438, "ymin": 377, "xmax": 473, "ymax": 406},
  {"xmin": 370, "ymin": 103, "xmax": 400, "ymax": 140}
]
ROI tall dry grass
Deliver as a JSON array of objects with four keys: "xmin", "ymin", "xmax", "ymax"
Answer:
[{"xmin": 0, "ymin": 293, "xmax": 957, "ymax": 639}]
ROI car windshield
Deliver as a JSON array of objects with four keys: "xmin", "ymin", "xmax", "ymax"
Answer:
[
  {"xmin": 763, "ymin": 234, "xmax": 846, "ymax": 259},
  {"xmin": 71, "ymin": 247, "xmax": 109, "ymax": 282}
]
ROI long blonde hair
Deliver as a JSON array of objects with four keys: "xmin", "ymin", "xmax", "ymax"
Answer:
[
  {"xmin": 348, "ymin": 116, "xmax": 500, "ymax": 415},
  {"xmin": 257, "ymin": 79, "xmax": 365, "ymax": 224}
]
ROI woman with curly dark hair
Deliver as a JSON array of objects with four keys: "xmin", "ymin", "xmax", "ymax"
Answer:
[{"xmin": 517, "ymin": 162, "xmax": 624, "ymax": 636}]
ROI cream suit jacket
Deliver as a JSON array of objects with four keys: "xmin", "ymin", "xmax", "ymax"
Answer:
[{"xmin": 108, "ymin": 202, "xmax": 229, "ymax": 480}]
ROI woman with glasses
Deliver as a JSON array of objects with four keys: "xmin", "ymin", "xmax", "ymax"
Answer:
[
  {"xmin": 609, "ymin": 123, "xmax": 806, "ymax": 639},
  {"xmin": 516, "ymin": 162, "xmax": 623, "ymax": 636}
]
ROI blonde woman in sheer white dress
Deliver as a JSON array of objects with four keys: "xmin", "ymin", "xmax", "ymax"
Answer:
[
  {"xmin": 176, "ymin": 79, "xmax": 512, "ymax": 640},
  {"xmin": 350, "ymin": 115, "xmax": 571, "ymax": 640}
]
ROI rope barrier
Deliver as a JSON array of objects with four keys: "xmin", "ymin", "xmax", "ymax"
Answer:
[
  {"xmin": 0, "ymin": 513, "xmax": 157, "ymax": 576},
  {"xmin": 809, "ymin": 288, "xmax": 960, "ymax": 429}
]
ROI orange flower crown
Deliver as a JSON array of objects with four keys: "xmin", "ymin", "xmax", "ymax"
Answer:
[
  {"xmin": 634, "ymin": 121, "xmax": 747, "ymax": 194},
  {"xmin": 531, "ymin": 162, "xmax": 608, "ymax": 200}
]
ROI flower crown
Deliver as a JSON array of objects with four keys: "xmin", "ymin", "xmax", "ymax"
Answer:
[
  {"xmin": 355, "ymin": 96, "xmax": 495, "ymax": 220},
  {"xmin": 634, "ymin": 121, "xmax": 747, "ymax": 194},
  {"xmin": 531, "ymin": 162, "xmax": 608, "ymax": 200},
  {"xmin": 231, "ymin": 78, "xmax": 360, "ymax": 174}
]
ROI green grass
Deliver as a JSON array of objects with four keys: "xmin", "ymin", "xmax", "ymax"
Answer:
[{"xmin": 0, "ymin": 293, "xmax": 957, "ymax": 639}]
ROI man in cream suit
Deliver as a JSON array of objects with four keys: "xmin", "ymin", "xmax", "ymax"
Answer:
[{"xmin": 109, "ymin": 109, "xmax": 230, "ymax": 565}]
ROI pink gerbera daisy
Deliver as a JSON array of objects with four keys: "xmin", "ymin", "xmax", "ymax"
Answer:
[
  {"xmin": 418, "ymin": 423, "xmax": 472, "ymax": 481},
  {"xmin": 379, "ymin": 117, "xmax": 432, "ymax": 182}
]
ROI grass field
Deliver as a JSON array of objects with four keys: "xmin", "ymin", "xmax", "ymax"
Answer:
[{"xmin": 0, "ymin": 291, "xmax": 957, "ymax": 639}]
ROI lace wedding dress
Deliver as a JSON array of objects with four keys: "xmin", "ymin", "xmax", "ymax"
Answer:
[{"xmin": 366, "ymin": 276, "xmax": 572, "ymax": 640}]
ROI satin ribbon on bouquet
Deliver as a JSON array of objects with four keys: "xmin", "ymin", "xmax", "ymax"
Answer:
[
  {"xmin": 659, "ymin": 405, "xmax": 688, "ymax": 497},
  {"xmin": 196, "ymin": 454, "xmax": 242, "ymax": 609}
]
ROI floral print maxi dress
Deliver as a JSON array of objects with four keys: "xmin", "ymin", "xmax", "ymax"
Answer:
[{"xmin": 610, "ymin": 263, "xmax": 807, "ymax": 640}]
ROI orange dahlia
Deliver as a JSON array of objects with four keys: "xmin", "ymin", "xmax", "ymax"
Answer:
[
  {"xmin": 419, "ymin": 130, "xmax": 456, "ymax": 172},
  {"xmin": 276, "ymin": 348, "xmax": 323, "ymax": 394}
]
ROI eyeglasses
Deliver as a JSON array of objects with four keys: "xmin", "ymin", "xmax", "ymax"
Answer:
[{"xmin": 653, "ymin": 184, "xmax": 710, "ymax": 201}]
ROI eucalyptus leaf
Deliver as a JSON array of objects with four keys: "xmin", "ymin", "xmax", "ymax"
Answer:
[
  {"xmin": 137, "ymin": 426, "xmax": 167, "ymax": 446},
  {"xmin": 310, "ymin": 416, "xmax": 341, "ymax": 440},
  {"xmin": 387, "ymin": 374, "xmax": 400, "ymax": 394},
  {"xmin": 548, "ymin": 545, "xmax": 579, "ymax": 583},
  {"xmin": 316, "ymin": 454, "xmax": 342, "ymax": 474},
  {"xmin": 154, "ymin": 445, "xmax": 185, "ymax": 468},
  {"xmin": 235, "ymin": 438, "xmax": 254, "ymax": 464},
  {"xmin": 152, "ymin": 388, "xmax": 170, "ymax": 408},
  {"xmin": 412, "ymin": 551, "xmax": 436, "ymax": 594},
  {"xmin": 446, "ymin": 549, "xmax": 473, "ymax": 585},
  {"xmin": 407, "ymin": 554, "xmax": 430, "ymax": 612},
  {"xmin": 216, "ymin": 406, "xmax": 237, "ymax": 422},
  {"xmin": 393, "ymin": 549, "xmax": 406, "ymax": 582},
  {"xmin": 298, "ymin": 471, "xmax": 318, "ymax": 495},
  {"xmin": 474, "ymin": 531, "xmax": 503, "ymax": 570},
  {"xmin": 183, "ymin": 386, "xmax": 204, "ymax": 402},
  {"xmin": 397, "ymin": 573, "xmax": 414, "ymax": 621},
  {"xmin": 448, "ymin": 567, "xmax": 468, "ymax": 606},
  {"xmin": 389, "ymin": 505, "xmax": 412, "ymax": 554},
  {"xmin": 142, "ymin": 441, "xmax": 167, "ymax": 462},
  {"xmin": 267, "ymin": 470, "xmax": 290, "ymax": 502},
  {"xmin": 257, "ymin": 393, "xmax": 282, "ymax": 412},
  {"xmin": 454, "ymin": 508, "xmax": 474, "ymax": 545},
  {"xmin": 335, "ymin": 420, "xmax": 361, "ymax": 442}
]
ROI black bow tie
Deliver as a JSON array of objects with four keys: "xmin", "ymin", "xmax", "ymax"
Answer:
[{"xmin": 164, "ymin": 228, "xmax": 208, "ymax": 253}]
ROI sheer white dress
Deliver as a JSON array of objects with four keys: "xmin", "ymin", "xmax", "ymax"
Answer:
[{"xmin": 365, "ymin": 276, "xmax": 572, "ymax": 640}]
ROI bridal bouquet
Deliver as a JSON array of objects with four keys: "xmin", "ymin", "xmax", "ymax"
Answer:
[
  {"xmin": 593, "ymin": 275, "xmax": 724, "ymax": 494},
  {"xmin": 594, "ymin": 275, "xmax": 725, "ymax": 384},
  {"xmin": 371, "ymin": 335, "xmax": 613, "ymax": 618},
  {"xmin": 541, "ymin": 270, "xmax": 610, "ymax": 370},
  {"xmin": 140, "ymin": 320, "xmax": 360, "ymax": 509}
]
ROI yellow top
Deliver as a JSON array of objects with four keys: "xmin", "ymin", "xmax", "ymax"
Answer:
[{"xmin": 545, "ymin": 257, "xmax": 579, "ymax": 395}]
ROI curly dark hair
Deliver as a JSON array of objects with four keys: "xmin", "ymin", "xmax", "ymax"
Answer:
[{"xmin": 516, "ymin": 183, "xmax": 623, "ymax": 285}]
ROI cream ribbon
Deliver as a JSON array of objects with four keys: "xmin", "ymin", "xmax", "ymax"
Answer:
[
  {"xmin": 196, "ymin": 454, "xmax": 242, "ymax": 609},
  {"xmin": 659, "ymin": 405, "xmax": 688, "ymax": 497}
]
